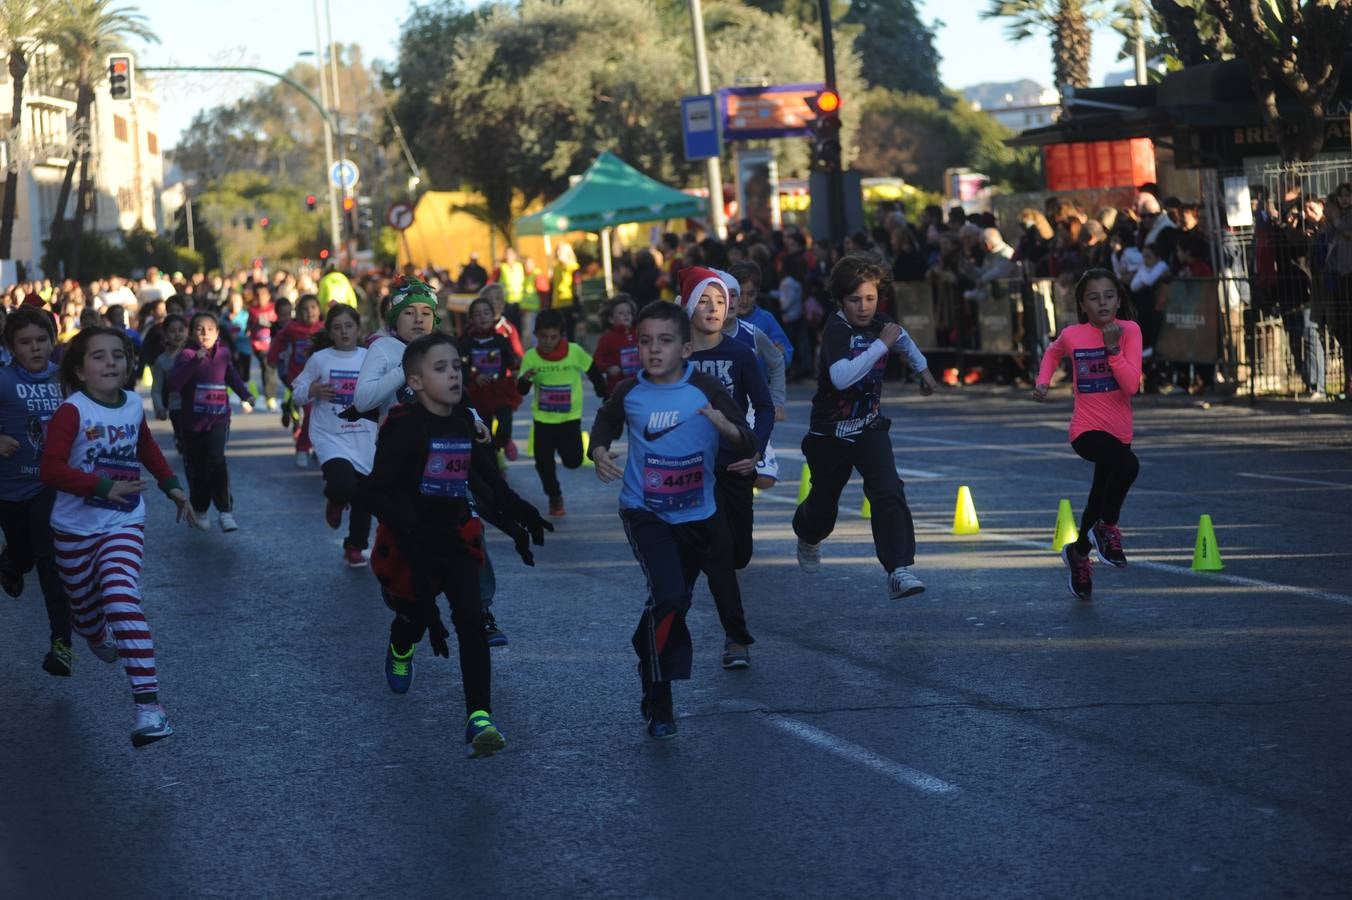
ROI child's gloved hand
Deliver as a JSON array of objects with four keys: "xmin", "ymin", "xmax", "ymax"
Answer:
[{"xmin": 505, "ymin": 522, "xmax": 536, "ymax": 567}]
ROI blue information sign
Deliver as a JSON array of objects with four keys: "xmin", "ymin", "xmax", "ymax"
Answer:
[{"xmin": 681, "ymin": 95, "xmax": 721, "ymax": 162}]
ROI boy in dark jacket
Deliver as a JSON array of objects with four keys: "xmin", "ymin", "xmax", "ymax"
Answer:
[{"xmin": 360, "ymin": 333, "xmax": 552, "ymax": 757}]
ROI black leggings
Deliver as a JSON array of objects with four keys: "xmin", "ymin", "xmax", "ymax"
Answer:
[
  {"xmin": 181, "ymin": 422, "xmax": 232, "ymax": 513},
  {"xmin": 0, "ymin": 491, "xmax": 71, "ymax": 642},
  {"xmin": 533, "ymin": 419, "xmax": 583, "ymax": 499},
  {"xmin": 320, "ymin": 458, "xmax": 372, "ymax": 551},
  {"xmin": 1071, "ymin": 430, "xmax": 1139, "ymax": 552},
  {"xmin": 385, "ymin": 553, "xmax": 490, "ymax": 716}
]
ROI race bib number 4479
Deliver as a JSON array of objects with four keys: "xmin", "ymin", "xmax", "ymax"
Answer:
[{"xmin": 642, "ymin": 453, "xmax": 705, "ymax": 512}]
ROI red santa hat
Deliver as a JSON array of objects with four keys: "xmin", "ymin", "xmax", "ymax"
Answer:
[{"xmin": 676, "ymin": 266, "xmax": 728, "ymax": 318}]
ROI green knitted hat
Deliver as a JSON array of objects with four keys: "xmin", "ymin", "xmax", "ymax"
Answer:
[{"xmin": 386, "ymin": 276, "xmax": 441, "ymax": 329}]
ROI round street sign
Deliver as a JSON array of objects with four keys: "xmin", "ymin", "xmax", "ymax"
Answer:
[
  {"xmin": 329, "ymin": 159, "xmax": 360, "ymax": 190},
  {"xmin": 386, "ymin": 202, "xmax": 415, "ymax": 231}
]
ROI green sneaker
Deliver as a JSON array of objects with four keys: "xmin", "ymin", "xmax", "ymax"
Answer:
[
  {"xmin": 42, "ymin": 637, "xmax": 73, "ymax": 677},
  {"xmin": 385, "ymin": 643, "xmax": 414, "ymax": 694},
  {"xmin": 465, "ymin": 709, "xmax": 506, "ymax": 758}
]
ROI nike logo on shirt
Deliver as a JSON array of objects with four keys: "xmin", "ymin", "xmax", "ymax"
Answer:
[{"xmin": 643, "ymin": 410, "xmax": 682, "ymax": 441}]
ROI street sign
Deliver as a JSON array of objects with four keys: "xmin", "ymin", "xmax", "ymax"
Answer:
[
  {"xmin": 329, "ymin": 159, "xmax": 360, "ymax": 191},
  {"xmin": 386, "ymin": 202, "xmax": 414, "ymax": 231},
  {"xmin": 718, "ymin": 83, "xmax": 826, "ymax": 141},
  {"xmin": 681, "ymin": 95, "xmax": 721, "ymax": 162}
]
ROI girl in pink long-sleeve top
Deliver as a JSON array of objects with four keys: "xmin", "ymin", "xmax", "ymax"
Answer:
[{"xmin": 1034, "ymin": 268, "xmax": 1143, "ymax": 601}]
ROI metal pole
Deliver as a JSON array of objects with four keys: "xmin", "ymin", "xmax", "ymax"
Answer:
[
  {"xmin": 324, "ymin": 0, "xmax": 353, "ymax": 263},
  {"xmin": 688, "ymin": 0, "xmax": 726, "ymax": 239},
  {"xmin": 185, "ymin": 193, "xmax": 196, "ymax": 252},
  {"xmin": 818, "ymin": 0, "xmax": 845, "ymax": 246},
  {"xmin": 1133, "ymin": 0, "xmax": 1148, "ymax": 85},
  {"xmin": 601, "ymin": 228, "xmax": 614, "ymax": 296},
  {"xmin": 312, "ymin": 0, "xmax": 342, "ymax": 261}
]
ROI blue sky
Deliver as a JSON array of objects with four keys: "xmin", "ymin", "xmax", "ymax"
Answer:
[{"xmin": 128, "ymin": 0, "xmax": 1129, "ymax": 147}]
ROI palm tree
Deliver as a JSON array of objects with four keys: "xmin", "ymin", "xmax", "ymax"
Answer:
[
  {"xmin": 0, "ymin": 0, "xmax": 55, "ymax": 260},
  {"xmin": 982, "ymin": 0, "xmax": 1100, "ymax": 90},
  {"xmin": 46, "ymin": 0, "xmax": 155, "ymax": 277}
]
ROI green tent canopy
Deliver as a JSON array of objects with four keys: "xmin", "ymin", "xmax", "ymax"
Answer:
[{"xmin": 515, "ymin": 151, "xmax": 707, "ymax": 236}]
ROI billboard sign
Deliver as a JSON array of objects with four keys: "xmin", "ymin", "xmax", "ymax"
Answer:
[{"xmin": 719, "ymin": 83, "xmax": 826, "ymax": 141}]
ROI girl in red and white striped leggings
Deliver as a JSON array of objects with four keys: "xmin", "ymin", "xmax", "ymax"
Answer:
[{"xmin": 39, "ymin": 327, "xmax": 195, "ymax": 748}]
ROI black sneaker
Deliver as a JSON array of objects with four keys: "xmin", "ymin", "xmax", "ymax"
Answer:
[
  {"xmin": 721, "ymin": 641, "xmax": 751, "ymax": 670},
  {"xmin": 643, "ymin": 679, "xmax": 677, "ymax": 739},
  {"xmin": 1088, "ymin": 522, "xmax": 1128, "ymax": 568},
  {"xmin": 1062, "ymin": 543, "xmax": 1094, "ymax": 601},
  {"xmin": 483, "ymin": 611, "xmax": 509, "ymax": 648},
  {"xmin": 42, "ymin": 637, "xmax": 73, "ymax": 677},
  {"xmin": 0, "ymin": 563, "xmax": 22, "ymax": 598}
]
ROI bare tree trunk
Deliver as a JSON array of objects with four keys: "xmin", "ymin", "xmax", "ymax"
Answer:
[
  {"xmin": 0, "ymin": 49, "xmax": 27, "ymax": 260},
  {"xmin": 47, "ymin": 156, "xmax": 77, "ymax": 274},
  {"xmin": 69, "ymin": 85, "xmax": 95, "ymax": 278}
]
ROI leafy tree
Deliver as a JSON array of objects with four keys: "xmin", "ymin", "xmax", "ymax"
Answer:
[
  {"xmin": 1, "ymin": 0, "xmax": 55, "ymax": 259},
  {"xmin": 982, "ymin": 0, "xmax": 1099, "ymax": 89},
  {"xmin": 841, "ymin": 0, "xmax": 942, "ymax": 97},
  {"xmin": 1203, "ymin": 0, "xmax": 1352, "ymax": 161},
  {"xmin": 1149, "ymin": 0, "xmax": 1227, "ymax": 66},
  {"xmin": 853, "ymin": 87, "xmax": 1040, "ymax": 192},
  {"xmin": 387, "ymin": 0, "xmax": 485, "ymax": 157},
  {"xmin": 46, "ymin": 0, "xmax": 156, "ymax": 277}
]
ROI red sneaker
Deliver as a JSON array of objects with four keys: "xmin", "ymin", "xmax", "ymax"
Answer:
[
  {"xmin": 504, "ymin": 440, "xmax": 519, "ymax": 462},
  {"xmin": 324, "ymin": 501, "xmax": 343, "ymax": 530},
  {"xmin": 548, "ymin": 496, "xmax": 565, "ymax": 517},
  {"xmin": 344, "ymin": 547, "xmax": 367, "ymax": 568}
]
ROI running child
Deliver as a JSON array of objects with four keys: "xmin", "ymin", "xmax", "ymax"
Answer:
[
  {"xmin": 793, "ymin": 254, "xmax": 938, "ymax": 599},
  {"xmin": 681, "ymin": 267, "xmax": 774, "ymax": 669},
  {"xmin": 167, "ymin": 312, "xmax": 256, "ymax": 532},
  {"xmin": 350, "ymin": 277, "xmax": 509, "ymax": 646},
  {"xmin": 1033, "ymin": 267, "xmax": 1142, "ymax": 601},
  {"xmin": 719, "ymin": 267, "xmax": 788, "ymax": 490},
  {"xmin": 517, "ymin": 308, "xmax": 607, "ymax": 516},
  {"xmin": 458, "ymin": 295, "xmax": 521, "ymax": 470},
  {"xmin": 359, "ymin": 333, "xmax": 553, "ymax": 757},
  {"xmin": 589, "ymin": 300, "xmax": 756, "ymax": 739},
  {"xmin": 0, "ymin": 307, "xmax": 73, "ymax": 676},
  {"xmin": 592, "ymin": 294, "xmax": 640, "ymax": 397},
  {"xmin": 149, "ymin": 314, "xmax": 188, "ymax": 448},
  {"xmin": 485, "ymin": 283, "xmax": 526, "ymax": 459},
  {"xmin": 269, "ymin": 294, "xmax": 324, "ymax": 468},
  {"xmin": 291, "ymin": 304, "xmax": 377, "ymax": 567},
  {"xmin": 39, "ymin": 326, "xmax": 195, "ymax": 747}
]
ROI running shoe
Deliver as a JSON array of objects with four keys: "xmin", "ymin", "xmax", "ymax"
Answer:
[
  {"xmin": 219, "ymin": 512, "xmax": 238, "ymax": 532},
  {"xmin": 267, "ymin": 398, "xmax": 279, "ymax": 412},
  {"xmin": 646, "ymin": 699, "xmax": 677, "ymax": 740},
  {"xmin": 482, "ymin": 611, "xmax": 509, "ymax": 648},
  {"xmin": 131, "ymin": 703, "xmax": 173, "ymax": 748},
  {"xmin": 344, "ymin": 547, "xmax": 367, "ymax": 568},
  {"xmin": 89, "ymin": 630, "xmax": 119, "ymax": 663},
  {"xmin": 465, "ymin": 709, "xmax": 506, "ymax": 758},
  {"xmin": 42, "ymin": 637, "xmax": 73, "ymax": 677},
  {"xmin": 0, "ymin": 565, "xmax": 22, "ymax": 598},
  {"xmin": 796, "ymin": 538, "xmax": 821, "ymax": 574},
  {"xmin": 294, "ymin": 451, "xmax": 309, "ymax": 469},
  {"xmin": 325, "ymin": 501, "xmax": 344, "ymax": 530},
  {"xmin": 504, "ymin": 440, "xmax": 519, "ymax": 462},
  {"xmin": 721, "ymin": 641, "xmax": 751, "ymax": 670},
  {"xmin": 281, "ymin": 405, "xmax": 293, "ymax": 429},
  {"xmin": 888, "ymin": 567, "xmax": 926, "ymax": 599},
  {"xmin": 191, "ymin": 510, "xmax": 211, "ymax": 531},
  {"xmin": 385, "ymin": 642, "xmax": 415, "ymax": 694},
  {"xmin": 548, "ymin": 496, "xmax": 565, "ymax": 517},
  {"xmin": 1063, "ymin": 544, "xmax": 1094, "ymax": 601},
  {"xmin": 1088, "ymin": 522, "xmax": 1128, "ymax": 568}
]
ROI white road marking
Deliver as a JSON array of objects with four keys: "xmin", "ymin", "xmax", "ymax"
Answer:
[
  {"xmin": 758, "ymin": 714, "xmax": 960, "ymax": 796},
  {"xmin": 1237, "ymin": 472, "xmax": 1352, "ymax": 489}
]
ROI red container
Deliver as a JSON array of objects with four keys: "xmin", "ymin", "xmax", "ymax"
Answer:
[{"xmin": 1044, "ymin": 139, "xmax": 1156, "ymax": 191}]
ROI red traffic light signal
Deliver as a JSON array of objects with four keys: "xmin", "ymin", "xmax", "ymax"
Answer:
[
  {"xmin": 342, "ymin": 196, "xmax": 356, "ymax": 212},
  {"xmin": 108, "ymin": 54, "xmax": 134, "ymax": 101},
  {"xmin": 305, "ymin": 194, "xmax": 317, "ymax": 212},
  {"xmin": 259, "ymin": 216, "xmax": 270, "ymax": 228},
  {"xmin": 815, "ymin": 89, "xmax": 840, "ymax": 115},
  {"xmin": 319, "ymin": 249, "xmax": 330, "ymax": 260}
]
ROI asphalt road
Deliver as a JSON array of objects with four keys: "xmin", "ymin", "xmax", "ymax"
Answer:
[{"xmin": 2, "ymin": 382, "xmax": 1350, "ymax": 899}]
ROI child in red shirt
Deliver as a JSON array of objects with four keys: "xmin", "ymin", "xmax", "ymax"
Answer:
[
  {"xmin": 458, "ymin": 296, "xmax": 521, "ymax": 466},
  {"xmin": 1035, "ymin": 268, "xmax": 1143, "ymax": 601},
  {"xmin": 592, "ymin": 295, "xmax": 639, "ymax": 396}
]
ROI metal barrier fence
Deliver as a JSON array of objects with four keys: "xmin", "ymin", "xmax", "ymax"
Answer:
[{"xmin": 892, "ymin": 274, "xmax": 1347, "ymax": 397}]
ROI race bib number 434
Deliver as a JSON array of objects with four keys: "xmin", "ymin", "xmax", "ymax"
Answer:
[{"xmin": 420, "ymin": 436, "xmax": 471, "ymax": 497}]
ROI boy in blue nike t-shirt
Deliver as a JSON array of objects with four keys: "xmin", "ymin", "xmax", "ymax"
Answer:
[{"xmin": 589, "ymin": 301, "xmax": 755, "ymax": 740}]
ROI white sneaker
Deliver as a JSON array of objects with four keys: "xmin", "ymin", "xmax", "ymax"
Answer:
[
  {"xmin": 267, "ymin": 398, "xmax": 279, "ymax": 412},
  {"xmin": 89, "ymin": 629, "xmax": 119, "ymax": 663},
  {"xmin": 888, "ymin": 567, "xmax": 926, "ymax": 599},
  {"xmin": 294, "ymin": 451, "xmax": 309, "ymax": 469},
  {"xmin": 796, "ymin": 538, "xmax": 821, "ymax": 574},
  {"xmin": 131, "ymin": 703, "xmax": 173, "ymax": 748},
  {"xmin": 219, "ymin": 512, "xmax": 238, "ymax": 532},
  {"xmin": 192, "ymin": 511, "xmax": 211, "ymax": 531}
]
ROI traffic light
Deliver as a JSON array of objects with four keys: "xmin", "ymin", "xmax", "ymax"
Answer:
[
  {"xmin": 259, "ymin": 216, "xmax": 270, "ymax": 229},
  {"xmin": 807, "ymin": 88, "xmax": 842, "ymax": 172},
  {"xmin": 107, "ymin": 54, "xmax": 134, "ymax": 101},
  {"xmin": 306, "ymin": 194, "xmax": 317, "ymax": 212},
  {"xmin": 342, "ymin": 195, "xmax": 357, "ymax": 232},
  {"xmin": 319, "ymin": 248, "xmax": 330, "ymax": 260}
]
